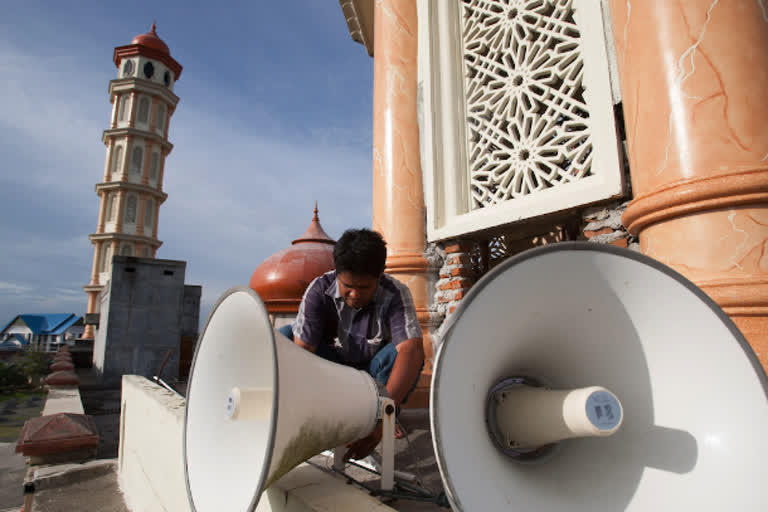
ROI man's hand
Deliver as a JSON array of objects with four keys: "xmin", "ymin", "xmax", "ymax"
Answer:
[{"xmin": 344, "ymin": 421, "xmax": 382, "ymax": 461}]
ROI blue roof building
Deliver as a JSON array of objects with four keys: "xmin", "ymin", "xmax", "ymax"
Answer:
[{"xmin": 1, "ymin": 314, "xmax": 84, "ymax": 352}]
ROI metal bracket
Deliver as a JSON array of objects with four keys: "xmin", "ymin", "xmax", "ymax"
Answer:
[{"xmin": 333, "ymin": 396, "xmax": 395, "ymax": 491}]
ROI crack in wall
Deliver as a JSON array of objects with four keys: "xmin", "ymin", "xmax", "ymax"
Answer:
[
  {"xmin": 728, "ymin": 210, "xmax": 749, "ymax": 271},
  {"xmin": 657, "ymin": 0, "xmax": 720, "ymax": 176}
]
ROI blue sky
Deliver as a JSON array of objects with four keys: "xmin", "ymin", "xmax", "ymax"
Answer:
[{"xmin": 0, "ymin": 1, "xmax": 374, "ymax": 324}]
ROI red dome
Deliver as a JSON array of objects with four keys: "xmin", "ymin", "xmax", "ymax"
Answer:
[
  {"xmin": 131, "ymin": 22, "xmax": 170, "ymax": 55},
  {"xmin": 249, "ymin": 204, "xmax": 335, "ymax": 313}
]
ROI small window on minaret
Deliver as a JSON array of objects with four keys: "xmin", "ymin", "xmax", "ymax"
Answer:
[
  {"xmin": 149, "ymin": 153, "xmax": 159, "ymax": 180},
  {"xmin": 131, "ymin": 147, "xmax": 143, "ymax": 176},
  {"xmin": 126, "ymin": 195, "xmax": 138, "ymax": 223},
  {"xmin": 120, "ymin": 244, "xmax": 133, "ymax": 256},
  {"xmin": 118, "ymin": 96, "xmax": 128, "ymax": 122},
  {"xmin": 100, "ymin": 244, "xmax": 109, "ymax": 272},
  {"xmin": 157, "ymin": 104, "xmax": 166, "ymax": 134},
  {"xmin": 138, "ymin": 97, "xmax": 150, "ymax": 123},
  {"xmin": 142, "ymin": 247, "xmax": 150, "ymax": 257},
  {"xmin": 106, "ymin": 193, "xmax": 116, "ymax": 221},
  {"xmin": 113, "ymin": 146, "xmax": 123, "ymax": 175},
  {"xmin": 144, "ymin": 199, "xmax": 154, "ymax": 228}
]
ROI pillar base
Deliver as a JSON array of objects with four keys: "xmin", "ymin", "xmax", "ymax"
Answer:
[{"xmin": 634, "ymin": 207, "xmax": 768, "ymax": 375}]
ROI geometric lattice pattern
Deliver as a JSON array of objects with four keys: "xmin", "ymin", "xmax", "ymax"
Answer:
[{"xmin": 461, "ymin": 0, "xmax": 593, "ymax": 209}]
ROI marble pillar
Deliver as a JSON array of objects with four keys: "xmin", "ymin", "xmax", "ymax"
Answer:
[
  {"xmin": 610, "ymin": 0, "xmax": 768, "ymax": 371},
  {"xmin": 372, "ymin": 0, "xmax": 433, "ymax": 406}
]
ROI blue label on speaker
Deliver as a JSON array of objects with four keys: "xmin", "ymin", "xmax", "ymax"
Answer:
[{"xmin": 586, "ymin": 391, "xmax": 621, "ymax": 430}]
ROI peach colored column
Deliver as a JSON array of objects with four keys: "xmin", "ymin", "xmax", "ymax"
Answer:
[
  {"xmin": 83, "ymin": 242, "xmax": 102, "ymax": 339},
  {"xmin": 372, "ymin": 0, "xmax": 433, "ymax": 407},
  {"xmin": 610, "ymin": 0, "xmax": 768, "ymax": 371},
  {"xmin": 96, "ymin": 191, "xmax": 108, "ymax": 233}
]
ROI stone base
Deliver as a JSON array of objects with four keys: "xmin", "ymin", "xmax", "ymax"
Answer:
[
  {"xmin": 29, "ymin": 446, "xmax": 98, "ymax": 466},
  {"xmin": 16, "ymin": 413, "xmax": 99, "ymax": 465}
]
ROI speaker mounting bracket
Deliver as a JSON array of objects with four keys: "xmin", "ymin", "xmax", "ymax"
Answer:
[{"xmin": 333, "ymin": 396, "xmax": 396, "ymax": 491}]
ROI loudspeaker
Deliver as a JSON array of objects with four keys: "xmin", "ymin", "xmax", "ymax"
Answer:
[
  {"xmin": 431, "ymin": 242, "xmax": 768, "ymax": 511},
  {"xmin": 184, "ymin": 287, "xmax": 380, "ymax": 511}
]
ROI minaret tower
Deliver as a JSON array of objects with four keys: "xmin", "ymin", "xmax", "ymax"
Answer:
[{"xmin": 83, "ymin": 23, "xmax": 182, "ymax": 339}]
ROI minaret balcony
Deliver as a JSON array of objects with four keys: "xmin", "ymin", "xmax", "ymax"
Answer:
[
  {"xmin": 102, "ymin": 127, "xmax": 174, "ymax": 152},
  {"xmin": 95, "ymin": 182, "xmax": 168, "ymax": 201},
  {"xmin": 88, "ymin": 232, "xmax": 163, "ymax": 248},
  {"xmin": 109, "ymin": 78, "xmax": 179, "ymax": 107}
]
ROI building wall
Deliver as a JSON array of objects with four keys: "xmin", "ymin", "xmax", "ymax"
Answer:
[
  {"xmin": 93, "ymin": 256, "xmax": 198, "ymax": 385},
  {"xmin": 428, "ymin": 197, "xmax": 636, "ymax": 347},
  {"xmin": 3, "ymin": 324, "xmax": 31, "ymax": 339},
  {"xmin": 119, "ymin": 375, "xmax": 190, "ymax": 512},
  {"xmin": 181, "ymin": 285, "xmax": 201, "ymax": 337}
]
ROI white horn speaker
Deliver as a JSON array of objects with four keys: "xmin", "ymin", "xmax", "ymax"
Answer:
[
  {"xmin": 431, "ymin": 242, "xmax": 768, "ymax": 511},
  {"xmin": 184, "ymin": 287, "xmax": 380, "ymax": 511}
]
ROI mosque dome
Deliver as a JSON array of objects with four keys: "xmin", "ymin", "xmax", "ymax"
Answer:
[
  {"xmin": 249, "ymin": 204, "xmax": 335, "ymax": 313},
  {"xmin": 131, "ymin": 22, "xmax": 170, "ymax": 54}
]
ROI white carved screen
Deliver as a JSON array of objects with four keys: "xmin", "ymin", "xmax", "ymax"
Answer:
[{"xmin": 418, "ymin": 0, "xmax": 623, "ymax": 242}]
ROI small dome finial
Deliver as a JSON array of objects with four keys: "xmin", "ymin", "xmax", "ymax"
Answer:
[
  {"xmin": 151, "ymin": 21, "xmax": 157, "ymax": 34},
  {"xmin": 313, "ymin": 201, "xmax": 319, "ymax": 221}
]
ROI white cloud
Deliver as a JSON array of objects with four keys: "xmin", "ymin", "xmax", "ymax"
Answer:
[
  {"xmin": 0, "ymin": 32, "xmax": 374, "ymax": 323},
  {"xmin": 0, "ymin": 281, "xmax": 34, "ymax": 294}
]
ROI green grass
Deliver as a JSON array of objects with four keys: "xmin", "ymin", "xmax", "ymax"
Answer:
[
  {"xmin": 0, "ymin": 390, "xmax": 47, "ymax": 443},
  {"xmin": 0, "ymin": 390, "xmax": 46, "ymax": 404}
]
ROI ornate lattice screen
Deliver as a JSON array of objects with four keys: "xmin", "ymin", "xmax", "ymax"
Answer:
[{"xmin": 419, "ymin": 0, "xmax": 623, "ymax": 241}]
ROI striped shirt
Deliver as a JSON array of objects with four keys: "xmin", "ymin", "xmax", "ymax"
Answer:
[{"xmin": 293, "ymin": 271, "xmax": 422, "ymax": 366}]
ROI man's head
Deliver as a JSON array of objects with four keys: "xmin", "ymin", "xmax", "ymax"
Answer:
[{"xmin": 333, "ymin": 229, "xmax": 387, "ymax": 309}]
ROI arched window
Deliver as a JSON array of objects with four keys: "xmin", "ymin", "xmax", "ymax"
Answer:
[
  {"xmin": 106, "ymin": 193, "xmax": 116, "ymax": 221},
  {"xmin": 131, "ymin": 146, "xmax": 143, "ymax": 176},
  {"xmin": 120, "ymin": 244, "xmax": 133, "ymax": 256},
  {"xmin": 125, "ymin": 195, "xmax": 137, "ymax": 223},
  {"xmin": 149, "ymin": 152, "xmax": 159, "ymax": 180},
  {"xmin": 137, "ymin": 97, "xmax": 150, "ymax": 123},
  {"xmin": 118, "ymin": 95, "xmax": 128, "ymax": 121},
  {"xmin": 156, "ymin": 104, "xmax": 166, "ymax": 134},
  {"xmin": 144, "ymin": 199, "xmax": 154, "ymax": 228},
  {"xmin": 113, "ymin": 146, "xmax": 123, "ymax": 175}
]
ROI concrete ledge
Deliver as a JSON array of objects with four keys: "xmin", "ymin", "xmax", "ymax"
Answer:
[
  {"xmin": 118, "ymin": 375, "xmax": 401, "ymax": 511},
  {"xmin": 42, "ymin": 387, "xmax": 84, "ymax": 416},
  {"xmin": 29, "ymin": 459, "xmax": 117, "ymax": 491},
  {"xmin": 119, "ymin": 375, "xmax": 188, "ymax": 512}
]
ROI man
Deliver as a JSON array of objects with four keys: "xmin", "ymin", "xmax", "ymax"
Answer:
[{"xmin": 279, "ymin": 228, "xmax": 424, "ymax": 461}]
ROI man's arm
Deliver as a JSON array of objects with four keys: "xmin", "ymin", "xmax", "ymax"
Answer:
[
  {"xmin": 343, "ymin": 338, "xmax": 424, "ymax": 461},
  {"xmin": 386, "ymin": 337, "xmax": 424, "ymax": 407},
  {"xmin": 292, "ymin": 275, "xmax": 326, "ymax": 354}
]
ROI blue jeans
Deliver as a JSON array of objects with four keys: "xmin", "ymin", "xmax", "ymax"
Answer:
[{"xmin": 277, "ymin": 324, "xmax": 421, "ymax": 404}]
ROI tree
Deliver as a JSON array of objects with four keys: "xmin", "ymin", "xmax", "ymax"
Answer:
[
  {"xmin": 17, "ymin": 348, "xmax": 51, "ymax": 389},
  {"xmin": 0, "ymin": 361, "xmax": 27, "ymax": 389}
]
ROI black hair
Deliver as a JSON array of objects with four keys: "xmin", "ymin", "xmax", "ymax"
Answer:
[{"xmin": 334, "ymin": 228, "xmax": 387, "ymax": 277}]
